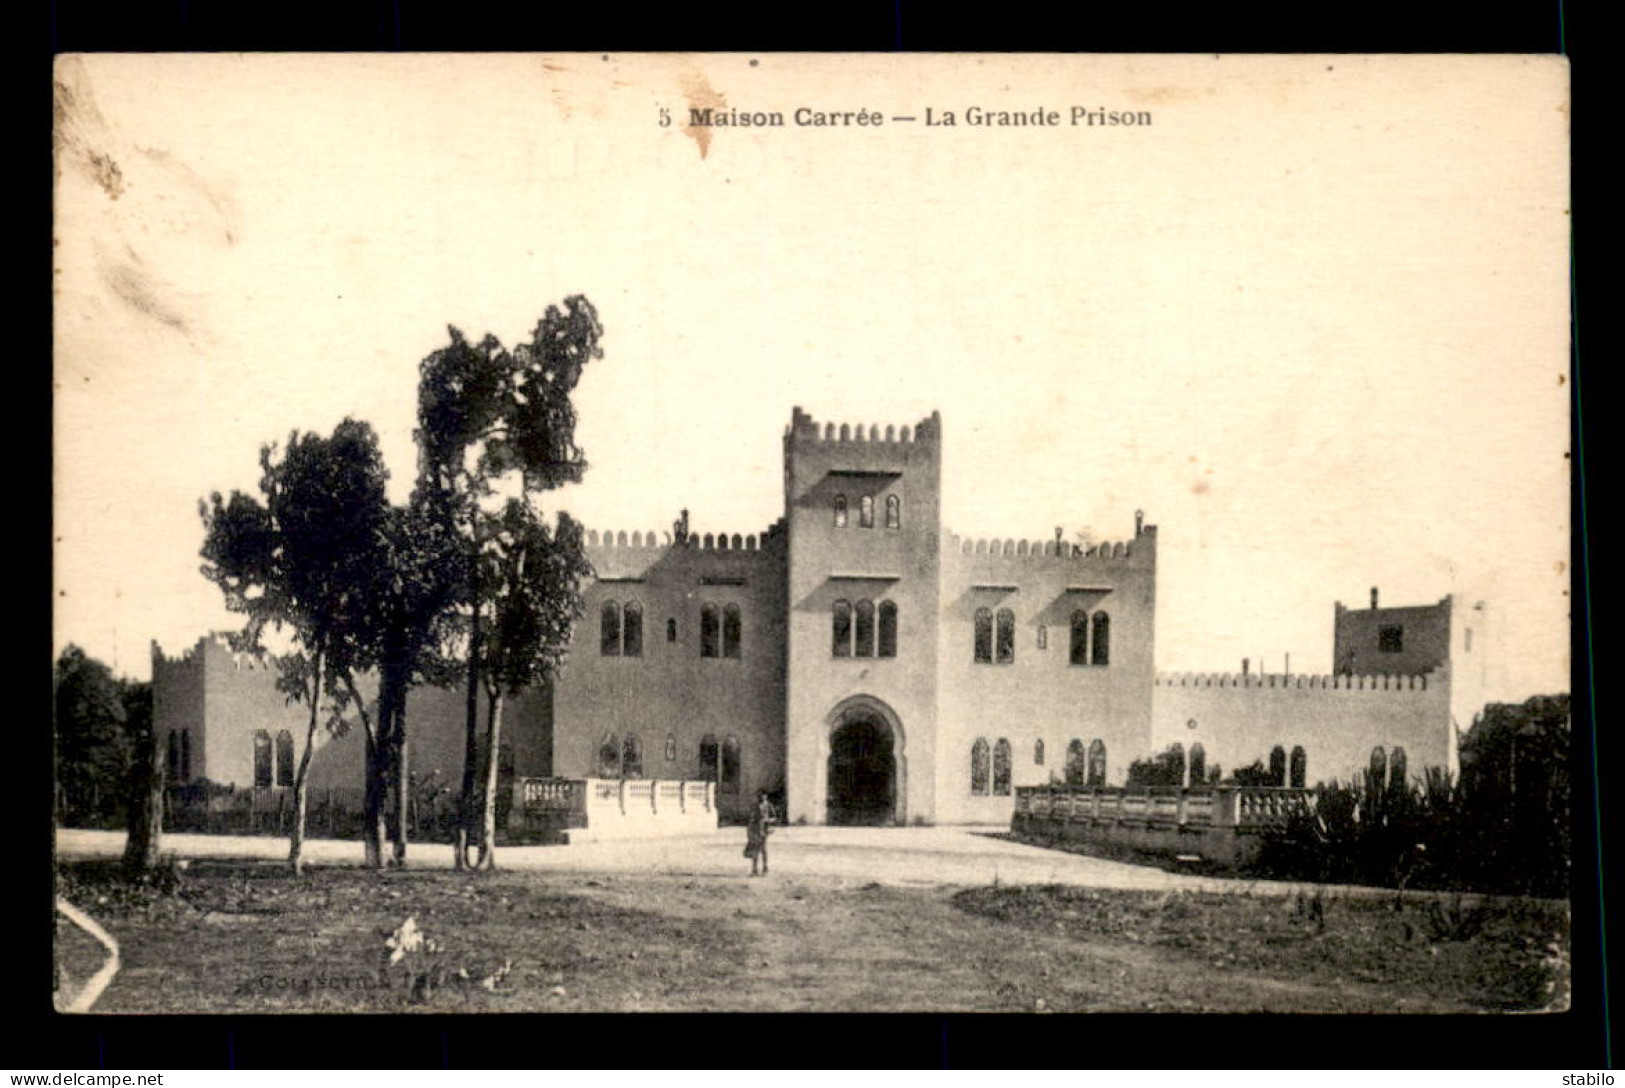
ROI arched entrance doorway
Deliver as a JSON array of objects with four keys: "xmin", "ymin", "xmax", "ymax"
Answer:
[{"xmin": 827, "ymin": 713, "xmax": 897, "ymax": 825}]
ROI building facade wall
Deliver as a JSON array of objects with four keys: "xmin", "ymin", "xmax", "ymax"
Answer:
[
  {"xmin": 1334, "ymin": 596, "xmax": 1452, "ymax": 678},
  {"xmin": 549, "ymin": 529, "xmax": 788, "ymax": 821},
  {"xmin": 934, "ymin": 527, "xmax": 1158, "ymax": 822}
]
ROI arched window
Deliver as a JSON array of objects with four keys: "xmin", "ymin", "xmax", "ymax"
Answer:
[
  {"xmin": 859, "ymin": 495, "xmax": 875, "ymax": 528},
  {"xmin": 1289, "ymin": 746, "xmax": 1307, "ymax": 788},
  {"xmin": 1269, "ymin": 745, "xmax": 1287, "ymax": 786},
  {"xmin": 723, "ymin": 604, "xmax": 742, "ymax": 659},
  {"xmin": 1070, "ymin": 610, "xmax": 1089, "ymax": 665},
  {"xmin": 699, "ymin": 733, "xmax": 719, "ymax": 780},
  {"xmin": 832, "ymin": 599, "xmax": 853, "ymax": 657},
  {"xmin": 180, "ymin": 730, "xmax": 192, "ymax": 782},
  {"xmin": 720, "ymin": 736, "xmax": 741, "ymax": 794},
  {"xmin": 666, "ymin": 617, "xmax": 678, "ymax": 643},
  {"xmin": 1388, "ymin": 747, "xmax": 1407, "ymax": 789},
  {"xmin": 700, "ymin": 604, "xmax": 720, "ymax": 658},
  {"xmin": 1086, "ymin": 739, "xmax": 1108, "ymax": 787},
  {"xmin": 970, "ymin": 738, "xmax": 991, "ymax": 795},
  {"xmin": 622, "ymin": 734, "xmax": 643, "ymax": 779},
  {"xmin": 1189, "ymin": 743, "xmax": 1207, "ymax": 784},
  {"xmin": 1091, "ymin": 612, "xmax": 1111, "ymax": 666},
  {"xmin": 1369, "ymin": 746, "xmax": 1388, "ymax": 786},
  {"xmin": 623, "ymin": 602, "xmax": 643, "ymax": 657},
  {"xmin": 1036, "ymin": 625, "xmax": 1047, "ymax": 650},
  {"xmin": 274, "ymin": 730, "xmax": 294, "ymax": 787},
  {"xmin": 598, "ymin": 732, "xmax": 621, "ymax": 778},
  {"xmin": 878, "ymin": 601, "xmax": 898, "ymax": 657},
  {"xmin": 253, "ymin": 730, "xmax": 273, "ymax": 788},
  {"xmin": 1065, "ymin": 739, "xmax": 1086, "ymax": 786},
  {"xmin": 993, "ymin": 739, "xmax": 1013, "ymax": 795},
  {"xmin": 600, "ymin": 600, "xmax": 621, "ymax": 656},
  {"xmin": 833, "ymin": 494, "xmax": 848, "ymax": 528},
  {"xmin": 995, "ymin": 609, "xmax": 1016, "ymax": 664},
  {"xmin": 973, "ymin": 607, "xmax": 993, "ymax": 663},
  {"xmin": 885, "ymin": 494, "xmax": 901, "ymax": 529},
  {"xmin": 1034, "ymin": 738, "xmax": 1046, "ymax": 766},
  {"xmin": 166, "ymin": 731, "xmax": 180, "ymax": 781},
  {"xmin": 664, "ymin": 733, "xmax": 677, "ymax": 762},
  {"xmin": 855, "ymin": 599, "xmax": 875, "ymax": 657}
]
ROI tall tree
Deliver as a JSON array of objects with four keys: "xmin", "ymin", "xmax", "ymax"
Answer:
[
  {"xmin": 200, "ymin": 419, "xmax": 390, "ymax": 874},
  {"xmin": 53, "ymin": 645, "xmax": 132, "ymax": 827},
  {"xmin": 415, "ymin": 295, "xmax": 603, "ymax": 870},
  {"xmin": 470, "ymin": 500, "xmax": 592, "ymax": 868}
]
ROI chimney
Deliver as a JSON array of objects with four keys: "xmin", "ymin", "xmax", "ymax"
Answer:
[
  {"xmin": 1134, "ymin": 509, "xmax": 1145, "ymax": 536},
  {"xmin": 1370, "ymin": 586, "xmax": 1379, "ymax": 610}
]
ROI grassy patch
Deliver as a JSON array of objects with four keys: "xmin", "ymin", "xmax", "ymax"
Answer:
[{"xmin": 952, "ymin": 884, "xmax": 1569, "ymax": 1011}]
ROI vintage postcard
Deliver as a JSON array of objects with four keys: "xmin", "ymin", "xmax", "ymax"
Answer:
[{"xmin": 53, "ymin": 53, "xmax": 1571, "ymax": 1015}]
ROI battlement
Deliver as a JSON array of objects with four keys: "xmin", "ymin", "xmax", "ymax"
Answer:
[
  {"xmin": 947, "ymin": 525, "xmax": 1155, "ymax": 564},
  {"xmin": 151, "ymin": 633, "xmax": 277, "ymax": 674},
  {"xmin": 786, "ymin": 406, "xmax": 941, "ymax": 446},
  {"xmin": 1154, "ymin": 668, "xmax": 1440, "ymax": 692},
  {"xmin": 585, "ymin": 522, "xmax": 784, "ymax": 554}
]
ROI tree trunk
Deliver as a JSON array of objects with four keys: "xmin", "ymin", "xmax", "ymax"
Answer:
[
  {"xmin": 383, "ymin": 661, "xmax": 410, "ymax": 867},
  {"xmin": 475, "ymin": 689, "xmax": 505, "ymax": 870},
  {"xmin": 456, "ymin": 604, "xmax": 482, "ymax": 872},
  {"xmin": 289, "ymin": 649, "xmax": 322, "ymax": 875},
  {"xmin": 121, "ymin": 721, "xmax": 164, "ymax": 876},
  {"xmin": 349, "ymin": 675, "xmax": 385, "ymax": 870}
]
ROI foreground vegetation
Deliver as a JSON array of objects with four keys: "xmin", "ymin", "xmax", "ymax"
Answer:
[{"xmin": 55, "ymin": 859, "xmax": 1567, "ymax": 1014}]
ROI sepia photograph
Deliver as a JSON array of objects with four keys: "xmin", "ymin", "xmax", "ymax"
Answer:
[{"xmin": 52, "ymin": 52, "xmax": 1573, "ymax": 1017}]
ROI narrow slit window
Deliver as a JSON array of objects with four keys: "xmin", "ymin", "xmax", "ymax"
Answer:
[
  {"xmin": 833, "ymin": 494, "xmax": 848, "ymax": 528},
  {"xmin": 832, "ymin": 599, "xmax": 853, "ymax": 657},
  {"xmin": 859, "ymin": 495, "xmax": 875, "ymax": 528},
  {"xmin": 885, "ymin": 494, "xmax": 901, "ymax": 529},
  {"xmin": 877, "ymin": 601, "xmax": 897, "ymax": 657}
]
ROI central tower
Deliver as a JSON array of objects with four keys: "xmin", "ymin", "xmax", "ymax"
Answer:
[{"xmin": 782, "ymin": 408, "xmax": 944, "ymax": 824}]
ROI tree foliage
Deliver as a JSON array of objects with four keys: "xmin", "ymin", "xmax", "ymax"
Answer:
[
  {"xmin": 53, "ymin": 645, "xmax": 133, "ymax": 826},
  {"xmin": 199, "ymin": 418, "xmax": 393, "ymax": 872}
]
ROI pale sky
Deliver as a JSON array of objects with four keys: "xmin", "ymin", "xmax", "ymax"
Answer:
[{"xmin": 53, "ymin": 54, "xmax": 1570, "ymax": 699}]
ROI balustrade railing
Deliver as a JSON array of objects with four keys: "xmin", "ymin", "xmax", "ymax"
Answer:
[{"xmin": 1012, "ymin": 785, "xmax": 1313, "ymax": 830}]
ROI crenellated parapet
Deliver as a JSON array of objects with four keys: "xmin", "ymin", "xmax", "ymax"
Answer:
[
  {"xmin": 786, "ymin": 406, "xmax": 941, "ymax": 446},
  {"xmin": 584, "ymin": 526, "xmax": 782, "ymax": 554},
  {"xmin": 1154, "ymin": 668, "xmax": 1441, "ymax": 692},
  {"xmin": 152, "ymin": 633, "xmax": 278, "ymax": 675},
  {"xmin": 946, "ymin": 524, "xmax": 1156, "ymax": 565}
]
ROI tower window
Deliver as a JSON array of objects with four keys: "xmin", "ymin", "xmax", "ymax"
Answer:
[
  {"xmin": 995, "ymin": 609, "xmax": 1016, "ymax": 664},
  {"xmin": 970, "ymin": 738, "xmax": 990, "ymax": 796},
  {"xmin": 877, "ymin": 601, "xmax": 898, "ymax": 657},
  {"xmin": 623, "ymin": 601, "xmax": 643, "ymax": 658},
  {"xmin": 855, "ymin": 599, "xmax": 875, "ymax": 657},
  {"xmin": 832, "ymin": 599, "xmax": 853, "ymax": 658},
  {"xmin": 973, "ymin": 608, "xmax": 993, "ymax": 663},
  {"xmin": 833, "ymin": 494, "xmax": 848, "ymax": 528},
  {"xmin": 1034, "ymin": 738, "xmax": 1045, "ymax": 766},
  {"xmin": 723, "ymin": 604, "xmax": 742, "ymax": 659},
  {"xmin": 700, "ymin": 604, "xmax": 720, "ymax": 658},
  {"xmin": 859, "ymin": 495, "xmax": 875, "ymax": 529},
  {"xmin": 1379, "ymin": 624, "xmax": 1404, "ymax": 653},
  {"xmin": 1091, "ymin": 612, "xmax": 1111, "ymax": 666},
  {"xmin": 885, "ymin": 494, "xmax": 901, "ymax": 529},
  {"xmin": 600, "ymin": 600, "xmax": 621, "ymax": 656},
  {"xmin": 666, "ymin": 618, "xmax": 678, "ymax": 643},
  {"xmin": 1070, "ymin": 611, "xmax": 1089, "ymax": 666}
]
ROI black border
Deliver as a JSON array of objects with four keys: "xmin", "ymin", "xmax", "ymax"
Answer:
[{"xmin": 40, "ymin": 0, "xmax": 1603, "ymax": 1071}]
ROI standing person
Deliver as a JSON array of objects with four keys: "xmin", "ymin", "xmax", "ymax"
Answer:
[{"xmin": 745, "ymin": 790, "xmax": 775, "ymax": 876}]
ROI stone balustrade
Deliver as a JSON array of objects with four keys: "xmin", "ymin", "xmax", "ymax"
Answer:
[{"xmin": 510, "ymin": 777, "xmax": 718, "ymax": 844}]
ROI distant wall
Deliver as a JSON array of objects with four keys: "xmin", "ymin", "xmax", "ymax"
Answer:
[
  {"xmin": 1334, "ymin": 597, "xmax": 1451, "ymax": 677},
  {"xmin": 1150, "ymin": 667, "xmax": 1452, "ymax": 785}
]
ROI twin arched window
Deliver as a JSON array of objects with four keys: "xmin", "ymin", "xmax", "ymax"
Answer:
[
  {"xmin": 970, "ymin": 738, "xmax": 991, "ymax": 795},
  {"xmin": 1061, "ymin": 739, "xmax": 1109, "ymax": 787},
  {"xmin": 700, "ymin": 603, "xmax": 742, "ymax": 659},
  {"xmin": 973, "ymin": 608, "xmax": 1016, "ymax": 664},
  {"xmin": 1069, "ymin": 610, "xmax": 1112, "ymax": 666},
  {"xmin": 1369, "ymin": 746, "xmax": 1407, "ymax": 789},
  {"xmin": 601, "ymin": 600, "xmax": 643, "ymax": 657},
  {"xmin": 1087, "ymin": 739, "xmax": 1108, "ymax": 787},
  {"xmin": 833, "ymin": 599, "xmax": 898, "ymax": 658}
]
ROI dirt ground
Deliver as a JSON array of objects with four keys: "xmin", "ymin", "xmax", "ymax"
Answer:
[{"xmin": 54, "ymin": 856, "xmax": 1568, "ymax": 1014}]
